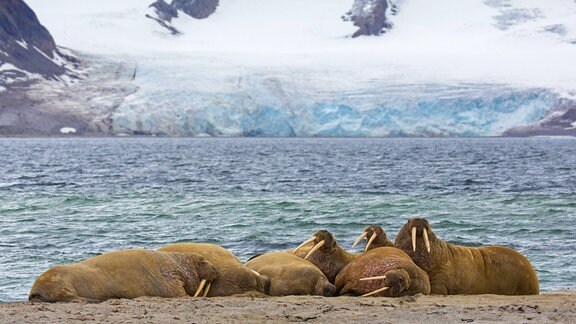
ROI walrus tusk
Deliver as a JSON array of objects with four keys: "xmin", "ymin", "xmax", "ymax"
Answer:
[
  {"xmin": 352, "ymin": 232, "xmax": 368, "ymax": 248},
  {"xmin": 202, "ymin": 282, "xmax": 211, "ymax": 297},
  {"xmin": 412, "ymin": 227, "xmax": 417, "ymax": 252},
  {"xmin": 361, "ymin": 286, "xmax": 390, "ymax": 297},
  {"xmin": 293, "ymin": 236, "xmax": 316, "ymax": 253},
  {"xmin": 194, "ymin": 279, "xmax": 207, "ymax": 297},
  {"xmin": 423, "ymin": 228, "xmax": 431, "ymax": 253},
  {"xmin": 365, "ymin": 233, "xmax": 377, "ymax": 252},
  {"xmin": 359, "ymin": 275, "xmax": 387, "ymax": 281},
  {"xmin": 304, "ymin": 240, "xmax": 325, "ymax": 260}
]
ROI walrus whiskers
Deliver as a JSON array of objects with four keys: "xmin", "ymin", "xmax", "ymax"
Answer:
[
  {"xmin": 293, "ymin": 236, "xmax": 316, "ymax": 253},
  {"xmin": 352, "ymin": 232, "xmax": 368, "ymax": 248},
  {"xmin": 305, "ymin": 240, "xmax": 325, "ymax": 260},
  {"xmin": 365, "ymin": 233, "xmax": 377, "ymax": 252},
  {"xmin": 359, "ymin": 275, "xmax": 387, "ymax": 281},
  {"xmin": 361, "ymin": 286, "xmax": 390, "ymax": 297},
  {"xmin": 194, "ymin": 279, "xmax": 207, "ymax": 297},
  {"xmin": 412, "ymin": 227, "xmax": 417, "ymax": 252},
  {"xmin": 422, "ymin": 229, "xmax": 431, "ymax": 253},
  {"xmin": 202, "ymin": 282, "xmax": 211, "ymax": 297}
]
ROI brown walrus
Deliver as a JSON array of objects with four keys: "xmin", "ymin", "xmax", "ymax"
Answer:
[
  {"xmin": 292, "ymin": 230, "xmax": 356, "ymax": 283},
  {"xmin": 158, "ymin": 243, "xmax": 270, "ymax": 296},
  {"xmin": 394, "ymin": 217, "xmax": 540, "ymax": 295},
  {"xmin": 335, "ymin": 247, "xmax": 430, "ymax": 297},
  {"xmin": 245, "ymin": 252, "xmax": 336, "ymax": 296},
  {"xmin": 352, "ymin": 225, "xmax": 394, "ymax": 252},
  {"xmin": 29, "ymin": 249, "xmax": 217, "ymax": 302}
]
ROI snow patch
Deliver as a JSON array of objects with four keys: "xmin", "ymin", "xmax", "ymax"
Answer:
[
  {"xmin": 15, "ymin": 39, "xmax": 29, "ymax": 49},
  {"xmin": 60, "ymin": 127, "xmax": 77, "ymax": 134}
]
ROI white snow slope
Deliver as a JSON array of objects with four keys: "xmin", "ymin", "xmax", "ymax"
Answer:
[{"xmin": 25, "ymin": 0, "xmax": 576, "ymax": 136}]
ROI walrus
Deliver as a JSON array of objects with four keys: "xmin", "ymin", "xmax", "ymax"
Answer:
[
  {"xmin": 394, "ymin": 217, "xmax": 540, "ymax": 295},
  {"xmin": 334, "ymin": 247, "xmax": 430, "ymax": 297},
  {"xmin": 158, "ymin": 243, "xmax": 270, "ymax": 296},
  {"xmin": 245, "ymin": 252, "xmax": 336, "ymax": 296},
  {"xmin": 352, "ymin": 225, "xmax": 394, "ymax": 252},
  {"xmin": 29, "ymin": 249, "xmax": 218, "ymax": 302},
  {"xmin": 292, "ymin": 230, "xmax": 356, "ymax": 283}
]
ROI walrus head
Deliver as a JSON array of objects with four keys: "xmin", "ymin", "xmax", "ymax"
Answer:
[
  {"xmin": 394, "ymin": 217, "xmax": 441, "ymax": 271},
  {"xmin": 359, "ymin": 269, "xmax": 411, "ymax": 297},
  {"xmin": 352, "ymin": 225, "xmax": 394, "ymax": 252},
  {"xmin": 292, "ymin": 230, "xmax": 337, "ymax": 260},
  {"xmin": 193, "ymin": 256, "xmax": 219, "ymax": 297}
]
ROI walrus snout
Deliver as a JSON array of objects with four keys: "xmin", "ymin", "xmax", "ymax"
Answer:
[
  {"xmin": 405, "ymin": 217, "xmax": 432, "ymax": 253},
  {"xmin": 323, "ymin": 283, "xmax": 336, "ymax": 297},
  {"xmin": 383, "ymin": 269, "xmax": 411, "ymax": 297}
]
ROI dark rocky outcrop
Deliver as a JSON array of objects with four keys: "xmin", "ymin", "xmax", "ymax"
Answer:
[
  {"xmin": 0, "ymin": 0, "xmax": 76, "ymax": 80},
  {"xmin": 0, "ymin": 0, "xmax": 89, "ymax": 136},
  {"xmin": 147, "ymin": 0, "xmax": 219, "ymax": 34},
  {"xmin": 172, "ymin": 0, "xmax": 219, "ymax": 19},
  {"xmin": 503, "ymin": 102, "xmax": 576, "ymax": 137},
  {"xmin": 343, "ymin": 0, "xmax": 392, "ymax": 38}
]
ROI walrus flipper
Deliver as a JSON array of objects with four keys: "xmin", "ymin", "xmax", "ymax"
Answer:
[{"xmin": 29, "ymin": 288, "xmax": 99, "ymax": 303}]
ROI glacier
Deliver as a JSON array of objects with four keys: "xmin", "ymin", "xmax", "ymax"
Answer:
[
  {"xmin": 108, "ymin": 60, "xmax": 558, "ymax": 137},
  {"xmin": 113, "ymin": 90, "xmax": 557, "ymax": 137}
]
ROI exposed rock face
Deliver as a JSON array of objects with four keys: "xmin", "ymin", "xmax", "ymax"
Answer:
[
  {"xmin": 343, "ymin": 0, "xmax": 391, "ymax": 38},
  {"xmin": 0, "ymin": 0, "xmax": 91, "ymax": 136},
  {"xmin": 503, "ymin": 103, "xmax": 576, "ymax": 137},
  {"xmin": 147, "ymin": 0, "xmax": 219, "ymax": 34},
  {"xmin": 149, "ymin": 0, "xmax": 179, "ymax": 22},
  {"xmin": 172, "ymin": 0, "xmax": 219, "ymax": 19},
  {"xmin": 0, "ymin": 0, "xmax": 75, "ymax": 80}
]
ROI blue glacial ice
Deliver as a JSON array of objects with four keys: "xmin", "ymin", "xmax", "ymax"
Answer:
[{"xmin": 111, "ymin": 64, "xmax": 558, "ymax": 137}]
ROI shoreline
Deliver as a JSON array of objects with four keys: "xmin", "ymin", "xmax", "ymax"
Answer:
[{"xmin": 1, "ymin": 291, "xmax": 575, "ymax": 323}]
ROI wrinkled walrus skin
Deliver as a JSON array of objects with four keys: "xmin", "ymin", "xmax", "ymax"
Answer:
[
  {"xmin": 292, "ymin": 230, "xmax": 356, "ymax": 283},
  {"xmin": 335, "ymin": 247, "xmax": 430, "ymax": 297},
  {"xmin": 395, "ymin": 217, "xmax": 540, "ymax": 295},
  {"xmin": 246, "ymin": 252, "xmax": 336, "ymax": 296},
  {"xmin": 159, "ymin": 243, "xmax": 270, "ymax": 296},
  {"xmin": 29, "ymin": 249, "xmax": 218, "ymax": 302}
]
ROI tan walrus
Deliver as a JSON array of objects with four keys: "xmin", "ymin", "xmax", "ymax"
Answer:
[
  {"xmin": 246, "ymin": 252, "xmax": 336, "ymax": 296},
  {"xmin": 292, "ymin": 230, "xmax": 356, "ymax": 283},
  {"xmin": 394, "ymin": 217, "xmax": 540, "ymax": 295},
  {"xmin": 159, "ymin": 243, "xmax": 270, "ymax": 296},
  {"xmin": 335, "ymin": 247, "xmax": 430, "ymax": 297},
  {"xmin": 352, "ymin": 225, "xmax": 394, "ymax": 252},
  {"xmin": 29, "ymin": 249, "xmax": 217, "ymax": 302}
]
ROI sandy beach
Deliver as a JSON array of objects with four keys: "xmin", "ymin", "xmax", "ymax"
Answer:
[{"xmin": 1, "ymin": 291, "xmax": 574, "ymax": 323}]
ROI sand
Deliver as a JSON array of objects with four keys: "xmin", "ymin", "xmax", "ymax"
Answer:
[{"xmin": 1, "ymin": 291, "xmax": 575, "ymax": 323}]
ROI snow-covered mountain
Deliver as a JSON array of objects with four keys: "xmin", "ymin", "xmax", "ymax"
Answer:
[{"xmin": 4, "ymin": 0, "xmax": 576, "ymax": 136}]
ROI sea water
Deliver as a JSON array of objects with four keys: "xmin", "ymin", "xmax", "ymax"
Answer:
[{"xmin": 0, "ymin": 137, "xmax": 575, "ymax": 302}]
